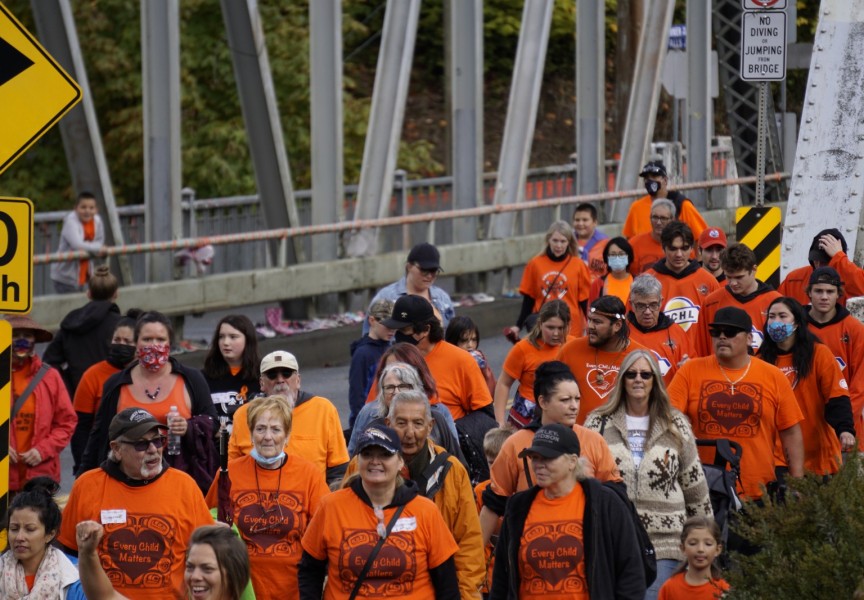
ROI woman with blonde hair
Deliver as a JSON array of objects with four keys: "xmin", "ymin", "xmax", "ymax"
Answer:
[
  {"xmin": 507, "ymin": 220, "xmax": 591, "ymax": 339},
  {"xmin": 584, "ymin": 349, "xmax": 712, "ymax": 600}
]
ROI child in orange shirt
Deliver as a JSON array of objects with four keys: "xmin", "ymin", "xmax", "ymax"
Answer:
[
  {"xmin": 658, "ymin": 517, "xmax": 730, "ymax": 600},
  {"xmin": 474, "ymin": 427, "xmax": 514, "ymax": 598}
]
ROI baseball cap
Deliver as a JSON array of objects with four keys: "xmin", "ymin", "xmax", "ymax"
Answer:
[
  {"xmin": 639, "ymin": 161, "xmax": 667, "ymax": 178},
  {"xmin": 809, "ymin": 266, "xmax": 843, "ymax": 288},
  {"xmin": 355, "ymin": 425, "xmax": 402, "ymax": 455},
  {"xmin": 710, "ymin": 307, "xmax": 752, "ymax": 332},
  {"xmin": 518, "ymin": 424, "xmax": 581, "ymax": 459},
  {"xmin": 382, "ymin": 295, "xmax": 435, "ymax": 329},
  {"xmin": 407, "ymin": 243, "xmax": 442, "ymax": 271},
  {"xmin": 109, "ymin": 408, "xmax": 165, "ymax": 441},
  {"xmin": 260, "ymin": 350, "xmax": 299, "ymax": 374},
  {"xmin": 698, "ymin": 227, "xmax": 727, "ymax": 249}
]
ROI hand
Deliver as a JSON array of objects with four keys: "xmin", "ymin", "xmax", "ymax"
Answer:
[
  {"xmin": 168, "ymin": 415, "xmax": 188, "ymax": 437},
  {"xmin": 9, "ymin": 447, "xmax": 18, "ymax": 464},
  {"xmin": 76, "ymin": 521, "xmax": 105, "ymax": 553},
  {"xmin": 840, "ymin": 432, "xmax": 856, "ymax": 452},
  {"xmin": 820, "ymin": 234, "xmax": 843, "ymax": 258},
  {"xmin": 676, "ymin": 354, "xmax": 690, "ymax": 369},
  {"xmin": 20, "ymin": 448, "xmax": 42, "ymax": 467}
]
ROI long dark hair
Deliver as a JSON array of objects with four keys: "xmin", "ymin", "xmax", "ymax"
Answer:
[
  {"xmin": 6, "ymin": 477, "xmax": 62, "ymax": 536},
  {"xmin": 445, "ymin": 316, "xmax": 480, "ymax": 347},
  {"xmin": 203, "ymin": 315, "xmax": 260, "ymax": 380},
  {"xmin": 758, "ymin": 297, "xmax": 818, "ymax": 381}
]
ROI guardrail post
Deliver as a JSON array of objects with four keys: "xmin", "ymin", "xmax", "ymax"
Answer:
[{"xmin": 395, "ymin": 169, "xmax": 408, "ymax": 250}]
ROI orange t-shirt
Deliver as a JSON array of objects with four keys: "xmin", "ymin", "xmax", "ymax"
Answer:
[
  {"xmin": 692, "ymin": 285, "xmax": 781, "ymax": 357},
  {"xmin": 767, "ymin": 345, "xmax": 849, "ymax": 475},
  {"xmin": 489, "ymin": 426, "xmax": 620, "ymax": 498},
  {"xmin": 424, "ymin": 341, "xmax": 493, "ymax": 421},
  {"xmin": 503, "ymin": 337, "xmax": 572, "ymax": 401},
  {"xmin": 658, "ymin": 572, "xmax": 729, "ymax": 600},
  {"xmin": 585, "ymin": 239, "xmax": 608, "ymax": 281},
  {"xmin": 519, "ymin": 254, "xmax": 591, "ymax": 336},
  {"xmin": 645, "ymin": 263, "xmax": 720, "ymax": 335},
  {"xmin": 518, "ymin": 485, "xmax": 589, "ymax": 599},
  {"xmin": 808, "ymin": 311, "xmax": 864, "ymax": 450},
  {"xmin": 628, "ymin": 320, "xmax": 692, "ymax": 386},
  {"xmin": 204, "ymin": 455, "xmax": 329, "ymax": 599},
  {"xmin": 622, "ymin": 195, "xmax": 708, "ymax": 240},
  {"xmin": 79, "ymin": 218, "xmax": 96, "ymax": 285},
  {"xmin": 301, "ymin": 488, "xmax": 459, "ymax": 600},
  {"xmin": 628, "ymin": 233, "xmax": 665, "ymax": 275},
  {"xmin": 74, "ymin": 360, "xmax": 121, "ymax": 414},
  {"xmin": 57, "ymin": 467, "xmax": 214, "ymax": 600},
  {"xmin": 118, "ymin": 379, "xmax": 192, "ymax": 424},
  {"xmin": 12, "ymin": 365, "xmax": 35, "ymax": 484},
  {"xmin": 667, "ymin": 356, "xmax": 803, "ymax": 499},
  {"xmin": 556, "ymin": 337, "xmax": 649, "ymax": 424}
]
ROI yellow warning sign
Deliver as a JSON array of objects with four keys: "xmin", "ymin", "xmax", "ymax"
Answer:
[
  {"xmin": 0, "ymin": 2, "xmax": 81, "ymax": 175},
  {"xmin": 0, "ymin": 198, "xmax": 33, "ymax": 314},
  {"xmin": 736, "ymin": 206, "xmax": 781, "ymax": 288}
]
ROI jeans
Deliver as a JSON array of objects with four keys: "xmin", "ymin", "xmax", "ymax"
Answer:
[{"xmin": 645, "ymin": 558, "xmax": 680, "ymax": 600}]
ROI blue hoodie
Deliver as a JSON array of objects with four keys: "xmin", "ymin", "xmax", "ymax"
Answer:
[{"xmin": 347, "ymin": 335, "xmax": 391, "ymax": 427}]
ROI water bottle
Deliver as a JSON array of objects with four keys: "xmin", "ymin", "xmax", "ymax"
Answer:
[{"xmin": 167, "ymin": 405, "xmax": 182, "ymax": 456}]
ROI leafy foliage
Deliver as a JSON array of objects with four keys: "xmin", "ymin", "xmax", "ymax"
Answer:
[{"xmin": 724, "ymin": 455, "xmax": 864, "ymax": 599}]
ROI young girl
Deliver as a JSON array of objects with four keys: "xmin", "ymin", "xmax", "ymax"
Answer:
[
  {"xmin": 658, "ymin": 516, "xmax": 730, "ymax": 599},
  {"xmin": 445, "ymin": 315, "xmax": 496, "ymax": 395}
]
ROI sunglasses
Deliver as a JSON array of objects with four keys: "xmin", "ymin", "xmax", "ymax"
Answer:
[
  {"xmin": 118, "ymin": 436, "xmax": 167, "ymax": 452},
  {"xmin": 412, "ymin": 263, "xmax": 440, "ymax": 277},
  {"xmin": 709, "ymin": 326, "xmax": 746, "ymax": 338},
  {"xmin": 623, "ymin": 370, "xmax": 653, "ymax": 380},
  {"xmin": 263, "ymin": 368, "xmax": 295, "ymax": 380}
]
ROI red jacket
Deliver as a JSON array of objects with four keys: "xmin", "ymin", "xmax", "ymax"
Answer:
[{"xmin": 10, "ymin": 356, "xmax": 77, "ymax": 490}]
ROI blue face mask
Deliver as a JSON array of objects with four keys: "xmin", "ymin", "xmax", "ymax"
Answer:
[
  {"xmin": 251, "ymin": 448, "xmax": 286, "ymax": 466},
  {"xmin": 608, "ymin": 255, "xmax": 629, "ymax": 273},
  {"xmin": 766, "ymin": 321, "xmax": 796, "ymax": 343}
]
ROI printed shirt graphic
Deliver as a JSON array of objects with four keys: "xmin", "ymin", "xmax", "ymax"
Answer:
[
  {"xmin": 301, "ymin": 489, "xmax": 458, "ymax": 600},
  {"xmin": 518, "ymin": 485, "xmax": 589, "ymax": 599},
  {"xmin": 628, "ymin": 322, "xmax": 692, "ymax": 385},
  {"xmin": 646, "ymin": 265, "xmax": 720, "ymax": 333},
  {"xmin": 519, "ymin": 254, "xmax": 590, "ymax": 336},
  {"xmin": 57, "ymin": 468, "xmax": 213, "ymax": 600},
  {"xmin": 557, "ymin": 337, "xmax": 649, "ymax": 425},
  {"xmin": 667, "ymin": 356, "xmax": 803, "ymax": 499},
  {"xmin": 205, "ymin": 454, "xmax": 329, "ymax": 599}
]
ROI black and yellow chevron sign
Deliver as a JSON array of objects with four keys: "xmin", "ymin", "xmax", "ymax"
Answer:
[
  {"xmin": 0, "ymin": 319, "xmax": 10, "ymax": 547},
  {"xmin": 736, "ymin": 206, "xmax": 781, "ymax": 289}
]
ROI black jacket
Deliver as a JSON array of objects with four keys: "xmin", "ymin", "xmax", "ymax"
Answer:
[
  {"xmin": 43, "ymin": 300, "xmax": 121, "ymax": 395},
  {"xmin": 490, "ymin": 479, "xmax": 646, "ymax": 600},
  {"xmin": 78, "ymin": 357, "xmax": 217, "ymax": 474}
]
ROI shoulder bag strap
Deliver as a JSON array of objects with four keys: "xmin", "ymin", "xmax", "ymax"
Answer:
[
  {"xmin": 541, "ymin": 255, "xmax": 573, "ymax": 304},
  {"xmin": 348, "ymin": 504, "xmax": 407, "ymax": 600},
  {"xmin": 12, "ymin": 364, "xmax": 51, "ymax": 419}
]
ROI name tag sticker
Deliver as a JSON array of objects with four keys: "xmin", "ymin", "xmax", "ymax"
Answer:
[
  {"xmin": 100, "ymin": 509, "xmax": 127, "ymax": 524},
  {"xmin": 392, "ymin": 517, "xmax": 417, "ymax": 533}
]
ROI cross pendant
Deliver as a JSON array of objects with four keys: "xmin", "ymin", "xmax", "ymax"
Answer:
[{"xmin": 729, "ymin": 384, "xmax": 735, "ymax": 394}]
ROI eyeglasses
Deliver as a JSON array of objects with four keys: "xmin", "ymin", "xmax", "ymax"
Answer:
[
  {"xmin": 264, "ymin": 368, "xmax": 295, "ymax": 380},
  {"xmin": 373, "ymin": 506, "xmax": 388, "ymax": 539},
  {"xmin": 709, "ymin": 327, "xmax": 745, "ymax": 338},
  {"xmin": 412, "ymin": 263, "xmax": 440, "ymax": 277},
  {"xmin": 623, "ymin": 370, "xmax": 653, "ymax": 380},
  {"xmin": 382, "ymin": 383, "xmax": 415, "ymax": 394},
  {"xmin": 633, "ymin": 302, "xmax": 661, "ymax": 312},
  {"xmin": 118, "ymin": 436, "xmax": 167, "ymax": 452}
]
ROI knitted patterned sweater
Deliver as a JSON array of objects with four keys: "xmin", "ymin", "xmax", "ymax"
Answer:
[{"xmin": 584, "ymin": 408, "xmax": 713, "ymax": 560}]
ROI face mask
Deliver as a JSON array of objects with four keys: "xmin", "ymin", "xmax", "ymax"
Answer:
[
  {"xmin": 645, "ymin": 180, "xmax": 661, "ymax": 196},
  {"xmin": 394, "ymin": 331, "xmax": 420, "ymax": 346},
  {"xmin": 251, "ymin": 448, "xmax": 286, "ymax": 466},
  {"xmin": 12, "ymin": 338, "xmax": 34, "ymax": 357},
  {"xmin": 766, "ymin": 321, "xmax": 796, "ymax": 343},
  {"xmin": 137, "ymin": 344, "xmax": 170, "ymax": 372},
  {"xmin": 108, "ymin": 343, "xmax": 137, "ymax": 367},
  {"xmin": 608, "ymin": 255, "xmax": 629, "ymax": 272}
]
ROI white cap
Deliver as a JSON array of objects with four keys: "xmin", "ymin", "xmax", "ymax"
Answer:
[{"xmin": 260, "ymin": 350, "xmax": 299, "ymax": 373}]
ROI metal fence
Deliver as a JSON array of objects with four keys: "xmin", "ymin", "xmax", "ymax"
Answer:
[{"xmin": 33, "ymin": 142, "xmax": 736, "ymax": 295}]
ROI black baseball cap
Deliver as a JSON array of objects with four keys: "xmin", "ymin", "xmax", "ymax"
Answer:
[
  {"xmin": 407, "ymin": 243, "xmax": 441, "ymax": 271},
  {"xmin": 639, "ymin": 161, "xmax": 667, "ymax": 178},
  {"xmin": 355, "ymin": 425, "xmax": 402, "ymax": 455},
  {"xmin": 710, "ymin": 307, "xmax": 752, "ymax": 332},
  {"xmin": 382, "ymin": 295, "xmax": 436, "ymax": 329},
  {"xmin": 109, "ymin": 408, "xmax": 165, "ymax": 441},
  {"xmin": 518, "ymin": 424, "xmax": 581, "ymax": 459},
  {"xmin": 809, "ymin": 266, "xmax": 843, "ymax": 289}
]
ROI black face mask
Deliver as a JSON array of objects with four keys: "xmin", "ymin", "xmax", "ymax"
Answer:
[
  {"xmin": 644, "ymin": 180, "xmax": 661, "ymax": 196},
  {"xmin": 394, "ymin": 331, "xmax": 420, "ymax": 346},
  {"xmin": 107, "ymin": 343, "xmax": 137, "ymax": 368}
]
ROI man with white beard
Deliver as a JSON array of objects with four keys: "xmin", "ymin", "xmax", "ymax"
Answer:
[{"xmin": 228, "ymin": 350, "xmax": 349, "ymax": 486}]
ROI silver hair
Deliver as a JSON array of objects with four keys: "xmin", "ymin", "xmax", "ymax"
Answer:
[
  {"xmin": 387, "ymin": 390, "xmax": 432, "ymax": 422},
  {"xmin": 376, "ymin": 362, "xmax": 423, "ymax": 418},
  {"xmin": 630, "ymin": 273, "xmax": 663, "ymax": 299},
  {"xmin": 650, "ymin": 198, "xmax": 676, "ymax": 217}
]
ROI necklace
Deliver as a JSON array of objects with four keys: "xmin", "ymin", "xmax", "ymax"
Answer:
[
  {"xmin": 718, "ymin": 358, "xmax": 752, "ymax": 394},
  {"xmin": 144, "ymin": 386, "xmax": 161, "ymax": 400},
  {"xmin": 251, "ymin": 458, "xmax": 285, "ymax": 533}
]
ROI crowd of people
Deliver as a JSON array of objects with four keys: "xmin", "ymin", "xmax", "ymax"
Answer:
[{"xmin": 4, "ymin": 162, "xmax": 862, "ymax": 599}]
